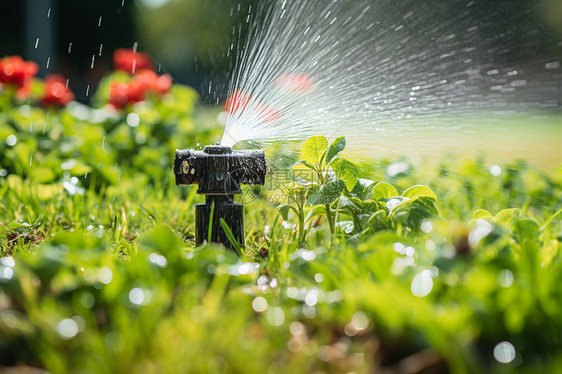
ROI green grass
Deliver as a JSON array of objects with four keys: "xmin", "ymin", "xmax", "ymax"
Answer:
[
  {"xmin": 2, "ymin": 139, "xmax": 561, "ymax": 373},
  {"xmin": 1, "ymin": 85, "xmax": 562, "ymax": 373}
]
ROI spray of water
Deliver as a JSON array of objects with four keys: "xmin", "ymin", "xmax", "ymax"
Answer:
[{"xmin": 222, "ymin": 0, "xmax": 561, "ymax": 161}]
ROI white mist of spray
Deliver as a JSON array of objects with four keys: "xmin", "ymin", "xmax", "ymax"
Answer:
[{"xmin": 222, "ymin": 0, "xmax": 561, "ymax": 161}]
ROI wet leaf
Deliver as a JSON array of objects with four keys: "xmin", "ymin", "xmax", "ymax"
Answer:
[
  {"xmin": 372, "ymin": 182, "xmax": 398, "ymax": 200},
  {"xmin": 299, "ymin": 135, "xmax": 328, "ymax": 165},
  {"xmin": 308, "ymin": 179, "xmax": 345, "ymax": 205},
  {"xmin": 402, "ymin": 185, "xmax": 437, "ymax": 200},
  {"xmin": 326, "ymin": 136, "xmax": 346, "ymax": 163},
  {"xmin": 331, "ymin": 158, "xmax": 359, "ymax": 190}
]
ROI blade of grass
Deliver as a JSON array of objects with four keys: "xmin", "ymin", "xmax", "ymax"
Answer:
[{"xmin": 219, "ymin": 218, "xmax": 243, "ymax": 256}]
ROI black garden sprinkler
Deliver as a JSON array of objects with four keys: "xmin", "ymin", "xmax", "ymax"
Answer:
[{"xmin": 174, "ymin": 143, "xmax": 266, "ymax": 250}]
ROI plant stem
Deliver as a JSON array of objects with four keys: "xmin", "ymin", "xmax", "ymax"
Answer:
[
  {"xmin": 298, "ymin": 200, "xmax": 305, "ymax": 246},
  {"xmin": 325, "ymin": 203, "xmax": 334, "ymax": 235}
]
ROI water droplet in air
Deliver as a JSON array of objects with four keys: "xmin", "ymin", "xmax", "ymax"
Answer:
[
  {"xmin": 57, "ymin": 318, "xmax": 79, "ymax": 339},
  {"xmin": 6, "ymin": 135, "xmax": 17, "ymax": 146},
  {"xmin": 411, "ymin": 270, "xmax": 433, "ymax": 297},
  {"xmin": 493, "ymin": 341, "xmax": 516, "ymax": 363}
]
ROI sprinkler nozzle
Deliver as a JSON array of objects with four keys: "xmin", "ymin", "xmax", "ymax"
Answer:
[{"xmin": 174, "ymin": 144, "xmax": 266, "ymax": 250}]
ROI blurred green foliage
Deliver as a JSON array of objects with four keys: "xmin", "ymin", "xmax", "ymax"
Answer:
[{"xmin": 1, "ymin": 66, "xmax": 562, "ymax": 373}]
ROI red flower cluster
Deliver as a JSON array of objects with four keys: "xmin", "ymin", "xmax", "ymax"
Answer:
[
  {"xmin": 113, "ymin": 48, "xmax": 154, "ymax": 74},
  {"xmin": 275, "ymin": 73, "xmax": 313, "ymax": 93},
  {"xmin": 109, "ymin": 70, "xmax": 173, "ymax": 109},
  {"xmin": 224, "ymin": 89, "xmax": 281, "ymax": 124},
  {"xmin": 224, "ymin": 89, "xmax": 250, "ymax": 113},
  {"xmin": 40, "ymin": 75, "xmax": 74, "ymax": 107},
  {"xmin": 0, "ymin": 56, "xmax": 38, "ymax": 100}
]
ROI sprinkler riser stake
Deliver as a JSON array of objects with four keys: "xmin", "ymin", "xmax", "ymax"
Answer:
[{"xmin": 174, "ymin": 143, "xmax": 266, "ymax": 250}]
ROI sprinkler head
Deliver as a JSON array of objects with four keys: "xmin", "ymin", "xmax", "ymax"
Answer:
[{"xmin": 174, "ymin": 142, "xmax": 266, "ymax": 250}]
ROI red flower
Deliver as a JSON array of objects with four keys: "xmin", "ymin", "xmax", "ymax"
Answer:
[
  {"xmin": 275, "ymin": 73, "xmax": 313, "ymax": 93},
  {"xmin": 224, "ymin": 89, "xmax": 251, "ymax": 113},
  {"xmin": 108, "ymin": 70, "xmax": 173, "ymax": 109},
  {"xmin": 108, "ymin": 82, "xmax": 130, "ymax": 109},
  {"xmin": 224, "ymin": 89, "xmax": 281, "ymax": 124},
  {"xmin": 134, "ymin": 70, "xmax": 172, "ymax": 96},
  {"xmin": 40, "ymin": 75, "xmax": 74, "ymax": 107},
  {"xmin": 0, "ymin": 56, "xmax": 38, "ymax": 87},
  {"xmin": 113, "ymin": 48, "xmax": 154, "ymax": 74},
  {"xmin": 15, "ymin": 79, "xmax": 33, "ymax": 101},
  {"xmin": 0, "ymin": 56, "xmax": 38, "ymax": 99},
  {"xmin": 259, "ymin": 104, "xmax": 281, "ymax": 124}
]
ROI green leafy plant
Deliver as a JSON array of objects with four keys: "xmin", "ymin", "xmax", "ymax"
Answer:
[{"xmin": 277, "ymin": 135, "xmax": 359, "ymax": 244}]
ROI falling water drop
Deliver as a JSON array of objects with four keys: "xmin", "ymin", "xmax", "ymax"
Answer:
[
  {"xmin": 86, "ymin": 85, "xmax": 90, "ymax": 97},
  {"xmin": 47, "ymin": 8, "xmax": 51, "ymax": 17},
  {"xmin": 98, "ymin": 16, "xmax": 102, "ymax": 27},
  {"xmin": 99, "ymin": 44, "xmax": 103, "ymax": 56},
  {"xmin": 91, "ymin": 55, "xmax": 95, "ymax": 69},
  {"xmin": 35, "ymin": 38, "xmax": 39, "ymax": 49},
  {"xmin": 68, "ymin": 42, "xmax": 72, "ymax": 54},
  {"xmin": 46, "ymin": 57, "xmax": 50, "ymax": 69}
]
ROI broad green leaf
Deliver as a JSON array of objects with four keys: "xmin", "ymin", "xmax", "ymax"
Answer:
[
  {"xmin": 336, "ymin": 221, "xmax": 354, "ymax": 234},
  {"xmin": 402, "ymin": 185, "xmax": 437, "ymax": 200},
  {"xmin": 305, "ymin": 205, "xmax": 326, "ymax": 222},
  {"xmin": 473, "ymin": 209, "xmax": 492, "ymax": 219},
  {"xmin": 278, "ymin": 204, "xmax": 291, "ymax": 220},
  {"xmin": 541, "ymin": 208, "xmax": 562, "ymax": 231},
  {"xmin": 494, "ymin": 208, "xmax": 521, "ymax": 227},
  {"xmin": 326, "ymin": 136, "xmax": 346, "ymax": 163},
  {"xmin": 372, "ymin": 182, "xmax": 398, "ymax": 200},
  {"xmin": 308, "ymin": 179, "xmax": 345, "ymax": 205},
  {"xmin": 385, "ymin": 196, "xmax": 411, "ymax": 215},
  {"xmin": 300, "ymin": 136, "xmax": 328, "ymax": 164},
  {"xmin": 292, "ymin": 159, "xmax": 316, "ymax": 171},
  {"xmin": 366, "ymin": 210, "xmax": 389, "ymax": 231},
  {"xmin": 331, "ymin": 158, "xmax": 359, "ymax": 190},
  {"xmin": 347, "ymin": 178, "xmax": 377, "ymax": 200}
]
